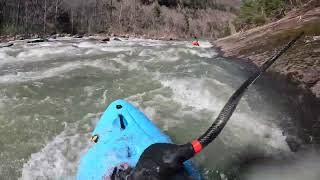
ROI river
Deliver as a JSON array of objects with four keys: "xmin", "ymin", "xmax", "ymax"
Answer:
[{"xmin": 0, "ymin": 37, "xmax": 319, "ymax": 180}]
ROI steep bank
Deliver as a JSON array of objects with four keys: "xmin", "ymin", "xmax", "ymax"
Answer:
[{"xmin": 214, "ymin": 2, "xmax": 320, "ymax": 98}]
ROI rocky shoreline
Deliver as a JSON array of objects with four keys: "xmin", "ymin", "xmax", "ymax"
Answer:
[
  {"xmin": 214, "ymin": 3, "xmax": 320, "ymax": 98},
  {"xmin": 0, "ymin": 31, "xmax": 185, "ymax": 44}
]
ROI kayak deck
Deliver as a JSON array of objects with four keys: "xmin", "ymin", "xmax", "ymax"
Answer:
[{"xmin": 77, "ymin": 99, "xmax": 201, "ymax": 180}]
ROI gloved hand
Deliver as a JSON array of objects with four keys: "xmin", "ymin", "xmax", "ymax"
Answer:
[{"xmin": 130, "ymin": 143, "xmax": 195, "ymax": 180}]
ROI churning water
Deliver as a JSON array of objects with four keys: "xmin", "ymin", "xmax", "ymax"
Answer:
[{"xmin": 0, "ymin": 37, "xmax": 319, "ymax": 180}]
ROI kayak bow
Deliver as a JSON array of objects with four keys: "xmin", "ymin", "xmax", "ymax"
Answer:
[{"xmin": 77, "ymin": 100, "xmax": 201, "ymax": 180}]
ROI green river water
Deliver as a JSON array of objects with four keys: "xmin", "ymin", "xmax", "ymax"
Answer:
[{"xmin": 0, "ymin": 37, "xmax": 319, "ymax": 180}]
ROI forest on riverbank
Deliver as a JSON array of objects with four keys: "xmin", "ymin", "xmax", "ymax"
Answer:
[
  {"xmin": 0, "ymin": 0, "xmax": 241, "ymax": 39},
  {"xmin": 1, "ymin": 0, "xmax": 308, "ymax": 39}
]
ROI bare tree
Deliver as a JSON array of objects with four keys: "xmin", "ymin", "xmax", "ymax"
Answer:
[
  {"xmin": 15, "ymin": 0, "xmax": 21, "ymax": 27},
  {"xmin": 55, "ymin": 0, "xmax": 61, "ymax": 32},
  {"xmin": 43, "ymin": 0, "xmax": 47, "ymax": 34}
]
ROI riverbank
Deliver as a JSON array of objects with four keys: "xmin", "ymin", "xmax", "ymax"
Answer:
[
  {"xmin": 0, "ymin": 31, "xmax": 189, "ymax": 42},
  {"xmin": 213, "ymin": 2, "xmax": 320, "ymax": 98}
]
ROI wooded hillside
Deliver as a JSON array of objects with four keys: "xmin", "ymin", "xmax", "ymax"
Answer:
[{"xmin": 0, "ymin": 0, "xmax": 240, "ymax": 39}]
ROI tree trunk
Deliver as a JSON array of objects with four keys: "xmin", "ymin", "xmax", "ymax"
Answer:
[
  {"xmin": 0, "ymin": 1, "xmax": 6, "ymax": 30},
  {"xmin": 43, "ymin": 0, "xmax": 47, "ymax": 34},
  {"xmin": 110, "ymin": 0, "xmax": 113, "ymax": 24},
  {"xmin": 71, "ymin": 9, "xmax": 74, "ymax": 34},
  {"xmin": 55, "ymin": 0, "xmax": 59, "ymax": 32},
  {"xmin": 16, "ymin": 0, "xmax": 21, "ymax": 28},
  {"xmin": 134, "ymin": 0, "xmax": 137, "ymax": 32},
  {"xmin": 24, "ymin": 0, "xmax": 29, "ymax": 34},
  {"xmin": 119, "ymin": 3, "xmax": 123, "ymax": 32},
  {"xmin": 289, "ymin": 0, "xmax": 294, "ymax": 6}
]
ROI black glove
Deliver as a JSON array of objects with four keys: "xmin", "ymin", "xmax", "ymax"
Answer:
[{"xmin": 130, "ymin": 143, "xmax": 195, "ymax": 180}]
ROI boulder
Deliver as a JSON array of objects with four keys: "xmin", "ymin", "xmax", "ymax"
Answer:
[
  {"xmin": 27, "ymin": 38, "xmax": 48, "ymax": 43},
  {"xmin": 73, "ymin": 34, "xmax": 84, "ymax": 38},
  {"xmin": 0, "ymin": 43, "xmax": 14, "ymax": 48},
  {"xmin": 113, "ymin": 37, "xmax": 122, "ymax": 41},
  {"xmin": 101, "ymin": 37, "xmax": 110, "ymax": 42}
]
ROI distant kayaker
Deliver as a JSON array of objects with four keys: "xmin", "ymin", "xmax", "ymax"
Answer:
[{"xmin": 192, "ymin": 37, "xmax": 200, "ymax": 46}]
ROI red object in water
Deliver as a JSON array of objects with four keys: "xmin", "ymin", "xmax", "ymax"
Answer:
[{"xmin": 192, "ymin": 41, "xmax": 200, "ymax": 46}]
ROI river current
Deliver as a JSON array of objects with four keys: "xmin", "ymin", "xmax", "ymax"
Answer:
[{"xmin": 0, "ymin": 37, "xmax": 319, "ymax": 180}]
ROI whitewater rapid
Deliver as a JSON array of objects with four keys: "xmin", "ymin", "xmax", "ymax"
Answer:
[{"xmin": 0, "ymin": 37, "xmax": 318, "ymax": 180}]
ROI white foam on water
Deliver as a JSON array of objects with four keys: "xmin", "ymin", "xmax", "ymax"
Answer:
[
  {"xmin": 124, "ymin": 88, "xmax": 189, "ymax": 131},
  {"xmin": 168, "ymin": 44, "xmax": 217, "ymax": 58},
  {"xmin": 76, "ymin": 41, "xmax": 96, "ymax": 48},
  {"xmin": 198, "ymin": 41, "xmax": 214, "ymax": 48},
  {"xmin": 242, "ymin": 151, "xmax": 320, "ymax": 180},
  {"xmin": 0, "ymin": 40, "xmax": 128, "ymax": 66},
  {"xmin": 139, "ymin": 47, "xmax": 217, "ymax": 65},
  {"xmin": 0, "ymin": 66, "xmax": 75, "ymax": 84},
  {"xmin": 0, "ymin": 50, "xmax": 15, "ymax": 62},
  {"xmin": 128, "ymin": 61, "xmax": 141, "ymax": 71},
  {"xmin": 100, "ymin": 46, "xmax": 132, "ymax": 53},
  {"xmin": 0, "ymin": 60, "xmax": 119, "ymax": 84},
  {"xmin": 224, "ymin": 111, "xmax": 290, "ymax": 154},
  {"xmin": 124, "ymin": 75, "xmax": 289, "ymax": 155},
  {"xmin": 158, "ymin": 49, "xmax": 181, "ymax": 62},
  {"xmin": 159, "ymin": 76, "xmax": 290, "ymax": 154},
  {"xmin": 140, "ymin": 47, "xmax": 172, "ymax": 57},
  {"xmin": 129, "ymin": 40, "xmax": 168, "ymax": 48},
  {"xmin": 160, "ymin": 78, "xmax": 229, "ymax": 110},
  {"xmin": 20, "ymin": 113, "xmax": 101, "ymax": 180},
  {"xmin": 188, "ymin": 49, "xmax": 217, "ymax": 58},
  {"xmin": 138, "ymin": 49, "xmax": 154, "ymax": 57},
  {"xmin": 17, "ymin": 45, "xmax": 78, "ymax": 59},
  {"xmin": 38, "ymin": 42, "xmax": 55, "ymax": 47}
]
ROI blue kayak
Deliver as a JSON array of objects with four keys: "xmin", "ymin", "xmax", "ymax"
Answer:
[{"xmin": 77, "ymin": 99, "xmax": 201, "ymax": 180}]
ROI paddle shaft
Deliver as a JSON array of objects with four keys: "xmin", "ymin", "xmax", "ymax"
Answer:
[{"xmin": 190, "ymin": 32, "xmax": 304, "ymax": 154}]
